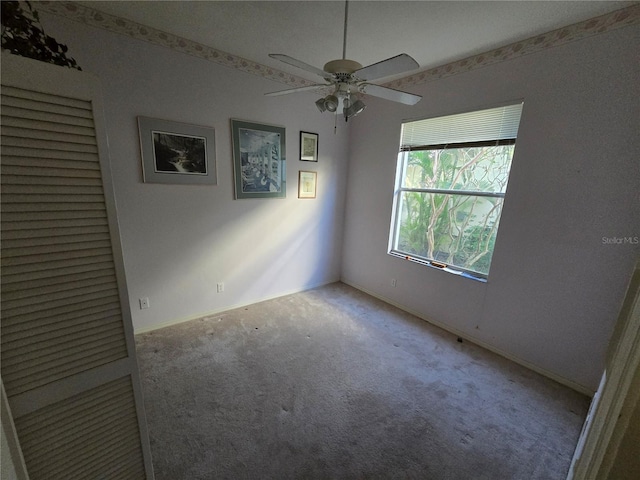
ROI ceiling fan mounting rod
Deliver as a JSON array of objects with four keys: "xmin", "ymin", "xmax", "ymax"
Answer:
[
  {"xmin": 342, "ymin": 0, "xmax": 349, "ymax": 60},
  {"xmin": 265, "ymin": 0, "xmax": 422, "ymax": 118}
]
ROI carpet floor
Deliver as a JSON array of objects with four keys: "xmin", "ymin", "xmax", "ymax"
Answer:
[{"xmin": 135, "ymin": 282, "xmax": 590, "ymax": 479}]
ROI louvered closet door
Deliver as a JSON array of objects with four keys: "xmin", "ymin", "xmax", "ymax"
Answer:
[{"xmin": 1, "ymin": 53, "xmax": 154, "ymax": 479}]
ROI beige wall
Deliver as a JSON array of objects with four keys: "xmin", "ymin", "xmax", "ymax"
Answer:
[
  {"xmin": 341, "ymin": 24, "xmax": 639, "ymax": 393},
  {"xmin": 39, "ymin": 11, "xmax": 351, "ymax": 333}
]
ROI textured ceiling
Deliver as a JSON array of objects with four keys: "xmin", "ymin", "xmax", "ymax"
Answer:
[{"xmin": 76, "ymin": 1, "xmax": 634, "ymax": 83}]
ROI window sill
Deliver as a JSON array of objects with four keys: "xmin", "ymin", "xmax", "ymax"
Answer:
[{"xmin": 388, "ymin": 251, "xmax": 487, "ymax": 283}]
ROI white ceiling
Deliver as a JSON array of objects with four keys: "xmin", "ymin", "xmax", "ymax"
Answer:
[{"xmin": 77, "ymin": 1, "xmax": 634, "ymax": 82}]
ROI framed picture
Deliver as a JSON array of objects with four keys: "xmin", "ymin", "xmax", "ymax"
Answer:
[
  {"xmin": 231, "ymin": 119, "xmax": 286, "ymax": 199},
  {"xmin": 298, "ymin": 170, "xmax": 317, "ymax": 199},
  {"xmin": 300, "ymin": 131, "xmax": 318, "ymax": 162},
  {"xmin": 138, "ymin": 116, "xmax": 216, "ymax": 185}
]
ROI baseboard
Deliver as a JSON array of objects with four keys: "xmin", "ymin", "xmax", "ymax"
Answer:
[
  {"xmin": 341, "ymin": 279, "xmax": 595, "ymax": 397},
  {"xmin": 133, "ymin": 279, "xmax": 338, "ymax": 335}
]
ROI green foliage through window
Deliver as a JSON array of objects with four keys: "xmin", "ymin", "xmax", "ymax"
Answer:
[{"xmin": 392, "ymin": 145, "xmax": 515, "ymax": 277}]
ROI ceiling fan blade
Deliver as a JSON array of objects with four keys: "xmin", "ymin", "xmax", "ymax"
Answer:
[
  {"xmin": 269, "ymin": 54, "xmax": 333, "ymax": 80},
  {"xmin": 354, "ymin": 54, "xmax": 419, "ymax": 81},
  {"xmin": 265, "ymin": 84, "xmax": 329, "ymax": 97},
  {"xmin": 359, "ymin": 84, "xmax": 422, "ymax": 105}
]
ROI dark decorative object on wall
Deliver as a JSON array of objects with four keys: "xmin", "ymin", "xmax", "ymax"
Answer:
[
  {"xmin": 1, "ymin": 1, "xmax": 81, "ymax": 70},
  {"xmin": 300, "ymin": 131, "xmax": 318, "ymax": 162}
]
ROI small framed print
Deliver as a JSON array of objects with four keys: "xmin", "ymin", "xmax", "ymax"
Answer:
[
  {"xmin": 138, "ymin": 116, "xmax": 216, "ymax": 185},
  {"xmin": 298, "ymin": 170, "xmax": 317, "ymax": 199},
  {"xmin": 300, "ymin": 131, "xmax": 318, "ymax": 162}
]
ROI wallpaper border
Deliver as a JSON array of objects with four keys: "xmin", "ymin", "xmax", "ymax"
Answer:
[
  {"xmin": 386, "ymin": 3, "xmax": 640, "ymax": 90},
  {"xmin": 36, "ymin": 1, "xmax": 640, "ymax": 90},
  {"xmin": 35, "ymin": 0, "xmax": 315, "ymax": 89}
]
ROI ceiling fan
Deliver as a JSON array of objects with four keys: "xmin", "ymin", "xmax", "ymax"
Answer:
[{"xmin": 265, "ymin": 0, "xmax": 422, "ymax": 121}]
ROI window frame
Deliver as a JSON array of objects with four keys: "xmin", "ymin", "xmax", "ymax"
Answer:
[{"xmin": 388, "ymin": 104, "xmax": 523, "ymax": 281}]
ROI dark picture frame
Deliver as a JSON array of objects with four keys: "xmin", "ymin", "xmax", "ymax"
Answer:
[
  {"xmin": 231, "ymin": 119, "xmax": 286, "ymax": 199},
  {"xmin": 300, "ymin": 131, "xmax": 318, "ymax": 162},
  {"xmin": 138, "ymin": 116, "xmax": 216, "ymax": 185},
  {"xmin": 298, "ymin": 170, "xmax": 317, "ymax": 199}
]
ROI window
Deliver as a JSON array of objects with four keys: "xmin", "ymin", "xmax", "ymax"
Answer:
[{"xmin": 389, "ymin": 103, "xmax": 523, "ymax": 279}]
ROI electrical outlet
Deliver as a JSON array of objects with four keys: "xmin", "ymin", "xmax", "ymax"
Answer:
[
  {"xmin": 139, "ymin": 297, "xmax": 150, "ymax": 309},
  {"xmin": 217, "ymin": 282, "xmax": 225, "ymax": 293},
  {"xmin": 391, "ymin": 279, "xmax": 397, "ymax": 287}
]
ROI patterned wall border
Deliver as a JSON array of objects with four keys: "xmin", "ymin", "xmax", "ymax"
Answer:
[
  {"xmin": 35, "ymin": 0, "xmax": 315, "ymax": 89},
  {"xmin": 36, "ymin": 1, "xmax": 639, "ymax": 90},
  {"xmin": 385, "ymin": 3, "xmax": 640, "ymax": 90}
]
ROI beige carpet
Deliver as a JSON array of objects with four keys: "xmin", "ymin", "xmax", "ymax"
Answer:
[{"xmin": 135, "ymin": 282, "xmax": 589, "ymax": 479}]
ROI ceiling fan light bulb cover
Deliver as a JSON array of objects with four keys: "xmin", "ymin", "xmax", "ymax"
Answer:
[
  {"xmin": 346, "ymin": 99, "xmax": 367, "ymax": 119},
  {"xmin": 315, "ymin": 97, "xmax": 327, "ymax": 112},
  {"xmin": 325, "ymin": 95, "xmax": 339, "ymax": 112}
]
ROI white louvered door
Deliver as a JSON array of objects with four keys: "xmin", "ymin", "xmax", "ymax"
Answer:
[{"xmin": 1, "ymin": 53, "xmax": 154, "ymax": 479}]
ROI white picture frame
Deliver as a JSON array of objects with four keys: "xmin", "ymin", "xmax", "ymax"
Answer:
[
  {"xmin": 138, "ymin": 116, "xmax": 217, "ymax": 185},
  {"xmin": 298, "ymin": 170, "xmax": 317, "ymax": 199}
]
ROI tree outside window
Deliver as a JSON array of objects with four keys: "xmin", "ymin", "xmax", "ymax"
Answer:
[{"xmin": 390, "ymin": 104, "xmax": 523, "ymax": 278}]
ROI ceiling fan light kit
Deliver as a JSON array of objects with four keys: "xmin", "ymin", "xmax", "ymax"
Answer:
[
  {"xmin": 345, "ymin": 99, "xmax": 366, "ymax": 120},
  {"xmin": 266, "ymin": 0, "xmax": 422, "ymax": 122},
  {"xmin": 323, "ymin": 94, "xmax": 339, "ymax": 113}
]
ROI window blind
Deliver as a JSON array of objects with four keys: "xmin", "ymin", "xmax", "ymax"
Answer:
[{"xmin": 400, "ymin": 103, "xmax": 524, "ymax": 150}]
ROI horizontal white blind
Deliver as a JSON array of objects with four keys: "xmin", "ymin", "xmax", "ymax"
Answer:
[
  {"xmin": 0, "ymin": 86, "xmax": 128, "ymax": 397},
  {"xmin": 14, "ymin": 376, "xmax": 146, "ymax": 480},
  {"xmin": 401, "ymin": 103, "xmax": 524, "ymax": 149}
]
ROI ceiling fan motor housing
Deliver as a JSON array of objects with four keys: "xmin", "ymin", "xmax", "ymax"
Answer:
[{"xmin": 323, "ymin": 59, "xmax": 363, "ymax": 75}]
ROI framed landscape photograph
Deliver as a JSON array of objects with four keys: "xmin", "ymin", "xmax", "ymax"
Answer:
[
  {"xmin": 300, "ymin": 131, "xmax": 318, "ymax": 162},
  {"xmin": 231, "ymin": 119, "xmax": 286, "ymax": 199},
  {"xmin": 138, "ymin": 117, "xmax": 216, "ymax": 185},
  {"xmin": 298, "ymin": 170, "xmax": 317, "ymax": 199}
]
